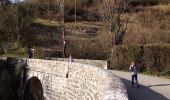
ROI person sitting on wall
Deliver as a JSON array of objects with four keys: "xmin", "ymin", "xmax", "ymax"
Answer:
[
  {"xmin": 129, "ymin": 62, "xmax": 139, "ymax": 88},
  {"xmin": 69, "ymin": 54, "xmax": 74, "ymax": 62}
]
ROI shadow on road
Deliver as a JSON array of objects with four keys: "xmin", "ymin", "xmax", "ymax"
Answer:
[
  {"xmin": 148, "ymin": 84, "xmax": 170, "ymax": 87},
  {"xmin": 121, "ymin": 78, "xmax": 169, "ymax": 100}
]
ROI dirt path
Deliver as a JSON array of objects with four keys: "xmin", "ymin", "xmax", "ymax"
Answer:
[{"xmin": 113, "ymin": 70, "xmax": 170, "ymax": 100}]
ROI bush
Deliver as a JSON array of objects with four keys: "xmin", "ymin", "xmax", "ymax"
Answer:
[
  {"xmin": 34, "ymin": 47, "xmax": 63, "ymax": 59},
  {"xmin": 0, "ymin": 48, "xmax": 5, "ymax": 55},
  {"xmin": 110, "ymin": 44, "xmax": 170, "ymax": 76},
  {"xmin": 110, "ymin": 45, "xmax": 145, "ymax": 71},
  {"xmin": 0, "ymin": 58, "xmax": 23, "ymax": 100},
  {"xmin": 144, "ymin": 44, "xmax": 170, "ymax": 76},
  {"xmin": 0, "ymin": 43, "xmax": 6, "ymax": 55},
  {"xmin": 34, "ymin": 47, "xmax": 47, "ymax": 59},
  {"xmin": 130, "ymin": 0, "xmax": 159, "ymax": 6},
  {"xmin": 66, "ymin": 39, "xmax": 109, "ymax": 60}
]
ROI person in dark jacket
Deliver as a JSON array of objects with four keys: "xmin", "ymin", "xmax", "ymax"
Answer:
[
  {"xmin": 28, "ymin": 48, "xmax": 33, "ymax": 59},
  {"xmin": 129, "ymin": 62, "xmax": 139, "ymax": 88}
]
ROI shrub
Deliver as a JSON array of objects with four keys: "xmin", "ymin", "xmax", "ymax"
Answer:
[
  {"xmin": 34, "ymin": 47, "xmax": 63, "ymax": 59},
  {"xmin": 0, "ymin": 57, "xmax": 23, "ymax": 100},
  {"xmin": 34, "ymin": 47, "xmax": 46, "ymax": 59},
  {"xmin": 144, "ymin": 44, "xmax": 170, "ymax": 76},
  {"xmin": 0, "ymin": 48, "xmax": 5, "ymax": 55},
  {"xmin": 66, "ymin": 39, "xmax": 109, "ymax": 60},
  {"xmin": 110, "ymin": 45, "xmax": 145, "ymax": 71},
  {"xmin": 130, "ymin": 0, "xmax": 159, "ymax": 6}
]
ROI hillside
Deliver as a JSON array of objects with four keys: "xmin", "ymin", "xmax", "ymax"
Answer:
[{"xmin": 0, "ymin": 0, "xmax": 170, "ymax": 59}]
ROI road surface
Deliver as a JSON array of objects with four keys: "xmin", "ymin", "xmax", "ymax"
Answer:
[{"xmin": 113, "ymin": 70, "xmax": 170, "ymax": 100}]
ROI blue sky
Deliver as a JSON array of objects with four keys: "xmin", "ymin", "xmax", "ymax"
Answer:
[{"xmin": 10, "ymin": 0, "xmax": 24, "ymax": 3}]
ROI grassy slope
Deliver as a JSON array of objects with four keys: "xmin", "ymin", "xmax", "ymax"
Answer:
[
  {"xmin": 2, "ymin": 2, "xmax": 170, "ymax": 58},
  {"xmin": 124, "ymin": 3, "xmax": 170, "ymax": 44}
]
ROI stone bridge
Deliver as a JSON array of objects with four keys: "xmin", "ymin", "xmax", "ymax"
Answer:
[{"xmin": 19, "ymin": 59, "xmax": 128, "ymax": 100}]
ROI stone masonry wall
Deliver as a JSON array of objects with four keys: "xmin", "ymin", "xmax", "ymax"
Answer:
[
  {"xmin": 46, "ymin": 58, "xmax": 108, "ymax": 69},
  {"xmin": 26, "ymin": 59, "xmax": 128, "ymax": 100}
]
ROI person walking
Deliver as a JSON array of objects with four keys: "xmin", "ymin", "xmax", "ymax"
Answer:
[{"xmin": 129, "ymin": 62, "xmax": 139, "ymax": 88}]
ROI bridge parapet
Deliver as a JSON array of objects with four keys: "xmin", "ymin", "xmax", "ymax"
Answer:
[
  {"xmin": 47, "ymin": 58, "xmax": 108, "ymax": 69},
  {"xmin": 0, "ymin": 58, "xmax": 128, "ymax": 100},
  {"xmin": 27, "ymin": 59, "xmax": 68, "ymax": 78},
  {"xmin": 25, "ymin": 59, "xmax": 128, "ymax": 100}
]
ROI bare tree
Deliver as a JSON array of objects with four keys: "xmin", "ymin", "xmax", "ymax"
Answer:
[
  {"xmin": 57, "ymin": 0, "xmax": 72, "ymax": 58},
  {"xmin": 26, "ymin": 0, "xmax": 72, "ymax": 58},
  {"xmin": 60, "ymin": 0, "xmax": 66, "ymax": 58},
  {"xmin": 98, "ymin": 0, "xmax": 130, "ymax": 46},
  {"xmin": 0, "ymin": 0, "xmax": 10, "ymax": 10},
  {"xmin": 75, "ymin": 0, "xmax": 77, "ymax": 26}
]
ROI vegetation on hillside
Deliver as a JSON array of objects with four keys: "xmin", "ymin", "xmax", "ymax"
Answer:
[
  {"xmin": 110, "ymin": 44, "xmax": 170, "ymax": 77},
  {"xmin": 0, "ymin": 0, "xmax": 170, "ymax": 76}
]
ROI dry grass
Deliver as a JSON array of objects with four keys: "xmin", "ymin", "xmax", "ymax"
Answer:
[
  {"xmin": 123, "ymin": 3, "xmax": 170, "ymax": 44},
  {"xmin": 150, "ymin": 4, "xmax": 170, "ymax": 14},
  {"xmin": 32, "ymin": 7, "xmax": 170, "ymax": 58}
]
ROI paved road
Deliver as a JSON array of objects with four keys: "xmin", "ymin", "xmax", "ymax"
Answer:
[{"xmin": 113, "ymin": 70, "xmax": 170, "ymax": 100}]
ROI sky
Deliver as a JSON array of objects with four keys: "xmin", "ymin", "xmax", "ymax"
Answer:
[{"xmin": 10, "ymin": 0, "xmax": 24, "ymax": 3}]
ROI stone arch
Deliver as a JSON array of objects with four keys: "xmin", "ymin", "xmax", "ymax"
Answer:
[{"xmin": 24, "ymin": 76, "xmax": 45, "ymax": 100}]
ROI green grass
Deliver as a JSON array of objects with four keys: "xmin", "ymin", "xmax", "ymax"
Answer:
[
  {"xmin": 34, "ymin": 19, "xmax": 60, "ymax": 27},
  {"xmin": 0, "ymin": 42, "xmax": 27, "ymax": 58},
  {"xmin": 2, "ymin": 51, "xmax": 27, "ymax": 58}
]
